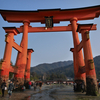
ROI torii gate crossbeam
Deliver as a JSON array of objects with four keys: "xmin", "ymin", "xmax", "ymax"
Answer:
[{"xmin": 17, "ymin": 24, "xmax": 96, "ymax": 33}]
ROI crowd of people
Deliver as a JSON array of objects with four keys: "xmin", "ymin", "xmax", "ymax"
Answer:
[
  {"xmin": 1, "ymin": 80, "xmax": 14, "ymax": 98},
  {"xmin": 1, "ymin": 79, "xmax": 100, "ymax": 98},
  {"xmin": 0, "ymin": 80, "xmax": 43, "ymax": 98},
  {"xmin": 33, "ymin": 81, "xmax": 43, "ymax": 91}
]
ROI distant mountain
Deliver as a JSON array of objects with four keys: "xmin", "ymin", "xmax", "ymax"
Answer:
[
  {"xmin": 94, "ymin": 55, "xmax": 100, "ymax": 80},
  {"xmin": 46, "ymin": 63, "xmax": 74, "ymax": 78},
  {"xmin": 30, "ymin": 55, "xmax": 100, "ymax": 80},
  {"xmin": 46, "ymin": 55, "xmax": 100, "ymax": 79},
  {"xmin": 30, "ymin": 60, "xmax": 73, "ymax": 75},
  {"xmin": 94, "ymin": 55, "xmax": 100, "ymax": 67}
]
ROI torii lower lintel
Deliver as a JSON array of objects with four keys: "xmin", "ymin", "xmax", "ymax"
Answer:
[
  {"xmin": 17, "ymin": 24, "xmax": 97, "ymax": 33},
  {"xmin": 17, "ymin": 26, "xmax": 72, "ymax": 33}
]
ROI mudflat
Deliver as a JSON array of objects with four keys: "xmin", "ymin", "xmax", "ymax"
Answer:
[{"xmin": 1, "ymin": 84, "xmax": 100, "ymax": 100}]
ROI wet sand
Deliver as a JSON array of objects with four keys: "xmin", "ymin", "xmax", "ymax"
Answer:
[
  {"xmin": 49, "ymin": 85, "xmax": 100, "ymax": 100},
  {"xmin": 0, "ymin": 86, "xmax": 39, "ymax": 100},
  {"xmin": 26, "ymin": 84, "xmax": 100, "ymax": 100},
  {"xmin": 1, "ymin": 84, "xmax": 100, "ymax": 100}
]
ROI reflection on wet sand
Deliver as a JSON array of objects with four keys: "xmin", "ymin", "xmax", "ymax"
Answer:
[
  {"xmin": 25, "ymin": 84, "xmax": 100, "ymax": 100},
  {"xmin": 1, "ymin": 84, "xmax": 100, "ymax": 100}
]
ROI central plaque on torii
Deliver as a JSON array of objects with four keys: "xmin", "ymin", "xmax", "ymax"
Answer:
[{"xmin": 45, "ymin": 16, "xmax": 53, "ymax": 28}]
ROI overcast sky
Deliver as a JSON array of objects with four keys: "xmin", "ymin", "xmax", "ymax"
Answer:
[{"xmin": 0, "ymin": 0, "xmax": 100, "ymax": 67}]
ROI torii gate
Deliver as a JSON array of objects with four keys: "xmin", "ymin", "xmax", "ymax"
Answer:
[{"xmin": 0, "ymin": 5, "xmax": 100, "ymax": 95}]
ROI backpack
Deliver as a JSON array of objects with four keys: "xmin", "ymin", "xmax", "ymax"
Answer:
[
  {"xmin": 99, "ymin": 83, "xmax": 100, "ymax": 87},
  {"xmin": 1, "ymin": 83, "xmax": 6, "ymax": 89},
  {"xmin": 8, "ymin": 83, "xmax": 14, "ymax": 90},
  {"xmin": 1, "ymin": 84, "xmax": 5, "ymax": 89}
]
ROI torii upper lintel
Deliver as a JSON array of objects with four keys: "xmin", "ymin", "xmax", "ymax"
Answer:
[{"xmin": 0, "ymin": 5, "xmax": 100, "ymax": 23}]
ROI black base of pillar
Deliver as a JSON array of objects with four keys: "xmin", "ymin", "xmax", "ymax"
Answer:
[
  {"xmin": 86, "ymin": 77, "xmax": 98, "ymax": 96},
  {"xmin": 14, "ymin": 77, "xmax": 25, "ymax": 91},
  {"xmin": 24, "ymin": 81, "xmax": 29, "ymax": 89},
  {"xmin": 74, "ymin": 79, "xmax": 85, "ymax": 92}
]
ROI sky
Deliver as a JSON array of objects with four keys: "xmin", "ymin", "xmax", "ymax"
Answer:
[{"xmin": 0, "ymin": 0, "xmax": 100, "ymax": 67}]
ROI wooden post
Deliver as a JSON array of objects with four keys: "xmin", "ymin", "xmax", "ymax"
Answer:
[
  {"xmin": 14, "ymin": 20, "xmax": 30, "ymax": 86},
  {"xmin": 0, "ymin": 27, "xmax": 18, "ymax": 85},
  {"xmin": 77, "ymin": 24, "xmax": 98, "ymax": 96},
  {"xmin": 70, "ymin": 17, "xmax": 86, "ymax": 91}
]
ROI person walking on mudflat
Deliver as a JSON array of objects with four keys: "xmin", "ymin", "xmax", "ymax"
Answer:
[
  {"xmin": 1, "ymin": 80, "xmax": 7, "ymax": 97},
  {"xmin": 98, "ymin": 81, "xmax": 100, "ymax": 92},
  {"xmin": 8, "ymin": 81, "xmax": 14, "ymax": 98},
  {"xmin": 39, "ymin": 81, "xmax": 43, "ymax": 90},
  {"xmin": 28, "ymin": 81, "xmax": 31, "ymax": 89}
]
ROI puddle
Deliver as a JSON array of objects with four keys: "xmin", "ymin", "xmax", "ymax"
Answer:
[
  {"xmin": 26, "ymin": 88, "xmax": 55, "ymax": 100},
  {"xmin": 25, "ymin": 84, "xmax": 100, "ymax": 100}
]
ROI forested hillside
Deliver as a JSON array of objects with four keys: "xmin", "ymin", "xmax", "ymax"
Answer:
[
  {"xmin": 30, "ymin": 61, "xmax": 73, "ymax": 75},
  {"xmin": 30, "ymin": 55, "xmax": 100, "ymax": 80}
]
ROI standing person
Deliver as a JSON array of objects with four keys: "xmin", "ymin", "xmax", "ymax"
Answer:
[
  {"xmin": 15, "ymin": 81, "xmax": 19, "ymax": 91},
  {"xmin": 98, "ymin": 81, "xmax": 100, "ymax": 92},
  {"xmin": 73, "ymin": 82, "xmax": 77, "ymax": 91},
  {"xmin": 39, "ymin": 81, "xmax": 42, "ymax": 90},
  {"xmin": 8, "ymin": 81, "xmax": 14, "ymax": 98},
  {"xmin": 1, "ymin": 80, "xmax": 7, "ymax": 97},
  {"xmin": 28, "ymin": 81, "xmax": 31, "ymax": 89},
  {"xmin": 22, "ymin": 85, "xmax": 26, "ymax": 91},
  {"xmin": 81, "ymin": 81, "xmax": 85, "ymax": 93},
  {"xmin": 34, "ymin": 82, "xmax": 36, "ymax": 91},
  {"xmin": 36, "ymin": 82, "xmax": 38, "ymax": 87}
]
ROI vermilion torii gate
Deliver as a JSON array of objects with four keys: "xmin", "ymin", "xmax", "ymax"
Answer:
[
  {"xmin": 0, "ymin": 27, "xmax": 34, "ymax": 84},
  {"xmin": 0, "ymin": 5, "xmax": 100, "ymax": 95}
]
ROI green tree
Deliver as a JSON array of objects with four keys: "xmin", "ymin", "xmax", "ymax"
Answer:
[
  {"xmin": 31, "ymin": 72, "xmax": 39, "ymax": 81},
  {"xmin": 0, "ymin": 58, "xmax": 3, "ymax": 62},
  {"xmin": 9, "ymin": 72, "xmax": 14, "ymax": 79}
]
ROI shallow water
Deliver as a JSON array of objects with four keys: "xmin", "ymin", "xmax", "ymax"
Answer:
[
  {"xmin": 26, "ymin": 86, "xmax": 56, "ymax": 100},
  {"xmin": 25, "ymin": 84, "xmax": 100, "ymax": 100}
]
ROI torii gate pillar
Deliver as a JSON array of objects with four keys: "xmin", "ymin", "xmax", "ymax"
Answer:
[
  {"xmin": 0, "ymin": 27, "xmax": 18, "ymax": 85},
  {"xmin": 70, "ymin": 17, "xmax": 86, "ymax": 91},
  {"xmin": 77, "ymin": 24, "xmax": 98, "ymax": 96},
  {"xmin": 14, "ymin": 20, "xmax": 30, "ymax": 86},
  {"xmin": 70, "ymin": 48, "xmax": 78, "ymax": 91},
  {"xmin": 25, "ymin": 49, "xmax": 34, "ymax": 82}
]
